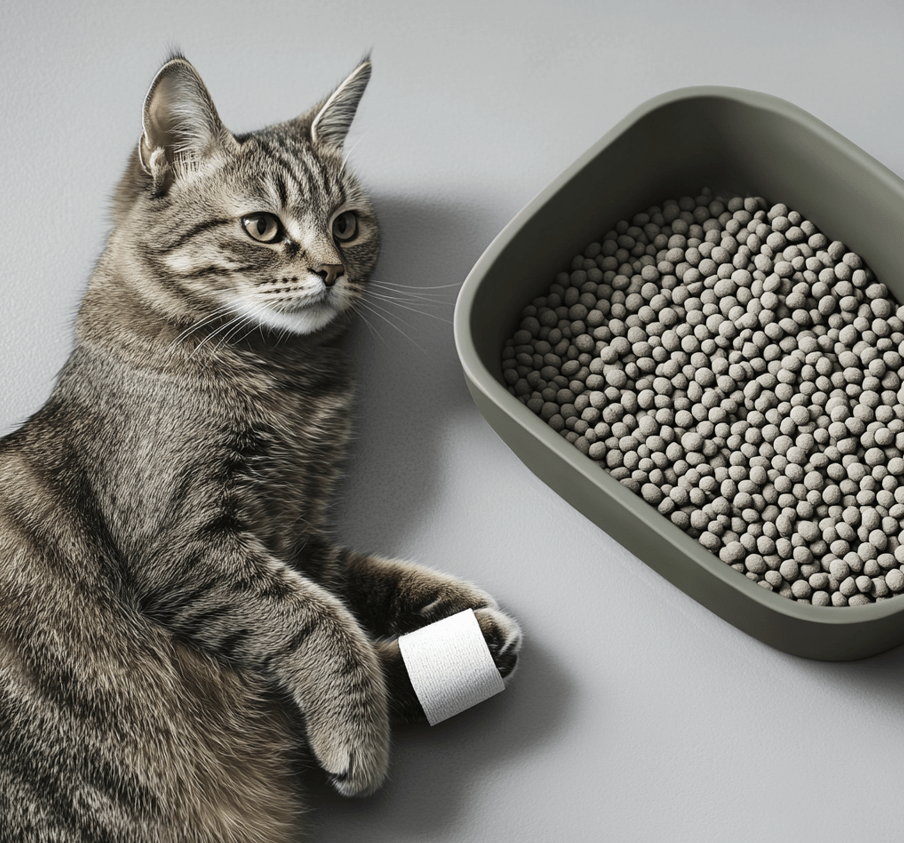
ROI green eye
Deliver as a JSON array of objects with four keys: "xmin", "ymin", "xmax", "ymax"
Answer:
[
  {"xmin": 242, "ymin": 212, "xmax": 282, "ymax": 243},
  {"xmin": 332, "ymin": 210, "xmax": 358, "ymax": 242}
]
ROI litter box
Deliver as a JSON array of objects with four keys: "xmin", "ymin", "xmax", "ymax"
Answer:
[{"xmin": 453, "ymin": 86, "xmax": 904, "ymax": 661}]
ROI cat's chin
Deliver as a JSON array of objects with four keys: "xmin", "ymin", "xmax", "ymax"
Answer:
[{"xmin": 233, "ymin": 300, "xmax": 340, "ymax": 336}]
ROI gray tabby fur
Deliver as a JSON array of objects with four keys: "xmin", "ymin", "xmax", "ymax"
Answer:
[{"xmin": 0, "ymin": 54, "xmax": 521, "ymax": 841}]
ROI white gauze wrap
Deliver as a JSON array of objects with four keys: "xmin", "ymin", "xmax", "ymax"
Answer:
[{"xmin": 398, "ymin": 608, "xmax": 506, "ymax": 726}]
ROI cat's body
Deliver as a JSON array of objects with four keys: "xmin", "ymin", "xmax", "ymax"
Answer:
[{"xmin": 0, "ymin": 56, "xmax": 520, "ymax": 841}]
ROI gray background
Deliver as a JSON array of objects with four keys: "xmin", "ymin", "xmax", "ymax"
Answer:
[{"xmin": 3, "ymin": 1, "xmax": 904, "ymax": 841}]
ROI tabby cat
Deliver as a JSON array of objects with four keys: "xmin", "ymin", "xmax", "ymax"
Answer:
[{"xmin": 0, "ymin": 54, "xmax": 521, "ymax": 841}]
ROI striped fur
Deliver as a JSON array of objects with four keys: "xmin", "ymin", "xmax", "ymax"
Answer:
[{"xmin": 0, "ymin": 55, "xmax": 521, "ymax": 841}]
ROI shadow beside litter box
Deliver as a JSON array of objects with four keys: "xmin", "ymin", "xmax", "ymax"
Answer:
[
  {"xmin": 332, "ymin": 188, "xmax": 516, "ymax": 556},
  {"xmin": 792, "ymin": 633, "xmax": 904, "ymax": 714}
]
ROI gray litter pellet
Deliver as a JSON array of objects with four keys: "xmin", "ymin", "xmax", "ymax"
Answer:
[
  {"xmin": 506, "ymin": 188, "xmax": 904, "ymax": 607},
  {"xmin": 886, "ymin": 569, "xmax": 904, "ymax": 592}
]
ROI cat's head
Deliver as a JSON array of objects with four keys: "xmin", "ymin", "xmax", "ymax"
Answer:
[{"xmin": 110, "ymin": 54, "xmax": 378, "ymax": 339}]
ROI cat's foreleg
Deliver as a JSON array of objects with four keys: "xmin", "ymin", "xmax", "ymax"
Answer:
[
  {"xmin": 142, "ymin": 539, "xmax": 390, "ymax": 796},
  {"xmin": 337, "ymin": 551, "xmax": 522, "ymax": 722}
]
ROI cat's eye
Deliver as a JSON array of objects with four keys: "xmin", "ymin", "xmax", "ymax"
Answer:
[
  {"xmin": 332, "ymin": 211, "xmax": 358, "ymax": 242},
  {"xmin": 242, "ymin": 212, "xmax": 282, "ymax": 243}
]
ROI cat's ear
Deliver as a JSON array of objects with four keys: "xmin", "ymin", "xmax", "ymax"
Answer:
[
  {"xmin": 138, "ymin": 56, "xmax": 235, "ymax": 193},
  {"xmin": 310, "ymin": 59, "xmax": 372, "ymax": 150}
]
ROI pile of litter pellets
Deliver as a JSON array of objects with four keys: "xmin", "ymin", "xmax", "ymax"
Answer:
[{"xmin": 503, "ymin": 189, "xmax": 904, "ymax": 606}]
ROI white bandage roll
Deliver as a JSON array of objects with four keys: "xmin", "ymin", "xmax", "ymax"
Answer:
[{"xmin": 398, "ymin": 608, "xmax": 506, "ymax": 726}]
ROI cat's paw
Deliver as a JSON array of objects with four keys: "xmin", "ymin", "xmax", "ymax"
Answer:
[
  {"xmin": 315, "ymin": 731, "xmax": 390, "ymax": 797},
  {"xmin": 406, "ymin": 576, "xmax": 523, "ymax": 681},
  {"xmin": 407, "ymin": 575, "xmax": 500, "ymax": 628},
  {"xmin": 288, "ymin": 618, "xmax": 392, "ymax": 796},
  {"xmin": 473, "ymin": 605, "xmax": 522, "ymax": 681},
  {"xmin": 307, "ymin": 698, "xmax": 390, "ymax": 797}
]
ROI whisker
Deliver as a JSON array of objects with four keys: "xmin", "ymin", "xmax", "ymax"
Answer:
[
  {"xmin": 367, "ymin": 288, "xmax": 454, "ymax": 309},
  {"xmin": 191, "ymin": 303, "xmax": 259, "ymax": 356},
  {"xmin": 364, "ymin": 292, "xmax": 453, "ymax": 325},
  {"xmin": 193, "ymin": 318, "xmax": 242, "ymax": 356},
  {"xmin": 236, "ymin": 312, "xmax": 271, "ymax": 347},
  {"xmin": 355, "ymin": 299, "xmax": 428, "ymax": 354},
  {"xmin": 275, "ymin": 320, "xmax": 292, "ymax": 346},
  {"xmin": 219, "ymin": 317, "xmax": 255, "ymax": 347},
  {"xmin": 354, "ymin": 307, "xmax": 390, "ymax": 348},
  {"xmin": 167, "ymin": 288, "xmax": 270, "ymax": 355},
  {"xmin": 217, "ymin": 305, "xmax": 267, "ymax": 350},
  {"xmin": 370, "ymin": 279, "xmax": 461, "ymax": 291},
  {"xmin": 367, "ymin": 283, "xmax": 454, "ymax": 304},
  {"xmin": 166, "ymin": 301, "xmax": 239, "ymax": 352}
]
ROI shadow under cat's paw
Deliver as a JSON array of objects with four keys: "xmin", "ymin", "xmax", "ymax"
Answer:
[{"xmin": 301, "ymin": 639, "xmax": 576, "ymax": 843}]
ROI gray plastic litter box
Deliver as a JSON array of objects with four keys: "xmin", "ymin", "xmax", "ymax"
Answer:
[{"xmin": 453, "ymin": 86, "xmax": 904, "ymax": 661}]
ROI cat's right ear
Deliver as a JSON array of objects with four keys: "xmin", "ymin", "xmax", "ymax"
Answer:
[
  {"xmin": 310, "ymin": 59, "xmax": 372, "ymax": 150},
  {"xmin": 138, "ymin": 56, "xmax": 235, "ymax": 194}
]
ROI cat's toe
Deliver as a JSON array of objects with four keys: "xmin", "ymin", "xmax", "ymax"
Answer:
[
  {"xmin": 327, "ymin": 749, "xmax": 387, "ymax": 797},
  {"xmin": 409, "ymin": 579, "xmax": 500, "ymax": 627},
  {"xmin": 413, "ymin": 589, "xmax": 492, "ymax": 624},
  {"xmin": 313, "ymin": 726, "xmax": 390, "ymax": 797},
  {"xmin": 474, "ymin": 606, "xmax": 522, "ymax": 680}
]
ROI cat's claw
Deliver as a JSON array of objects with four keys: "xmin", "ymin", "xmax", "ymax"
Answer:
[{"xmin": 473, "ymin": 605, "xmax": 522, "ymax": 680}]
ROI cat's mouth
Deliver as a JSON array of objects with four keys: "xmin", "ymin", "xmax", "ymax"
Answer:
[
  {"xmin": 284, "ymin": 286, "xmax": 333, "ymax": 312},
  {"xmin": 224, "ymin": 287, "xmax": 341, "ymax": 336}
]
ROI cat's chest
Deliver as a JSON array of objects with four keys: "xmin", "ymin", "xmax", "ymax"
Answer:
[
  {"xmin": 86, "ymin": 345, "xmax": 354, "ymax": 554},
  {"xmin": 252, "ymin": 377, "xmax": 353, "ymax": 485},
  {"xmin": 230, "ymin": 369, "xmax": 354, "ymax": 561},
  {"xmin": 154, "ymin": 345, "xmax": 353, "ymax": 465}
]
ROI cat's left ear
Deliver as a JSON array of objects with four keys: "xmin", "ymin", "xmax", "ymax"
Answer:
[
  {"xmin": 139, "ymin": 55, "xmax": 236, "ymax": 193},
  {"xmin": 310, "ymin": 59, "xmax": 372, "ymax": 150}
]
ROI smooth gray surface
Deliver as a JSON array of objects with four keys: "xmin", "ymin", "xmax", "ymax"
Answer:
[{"xmin": 3, "ymin": 2, "xmax": 904, "ymax": 841}]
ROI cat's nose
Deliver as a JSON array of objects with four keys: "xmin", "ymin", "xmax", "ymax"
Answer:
[{"xmin": 316, "ymin": 264, "xmax": 344, "ymax": 287}]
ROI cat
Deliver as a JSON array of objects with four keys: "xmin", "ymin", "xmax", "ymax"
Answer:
[{"xmin": 0, "ymin": 54, "xmax": 522, "ymax": 842}]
